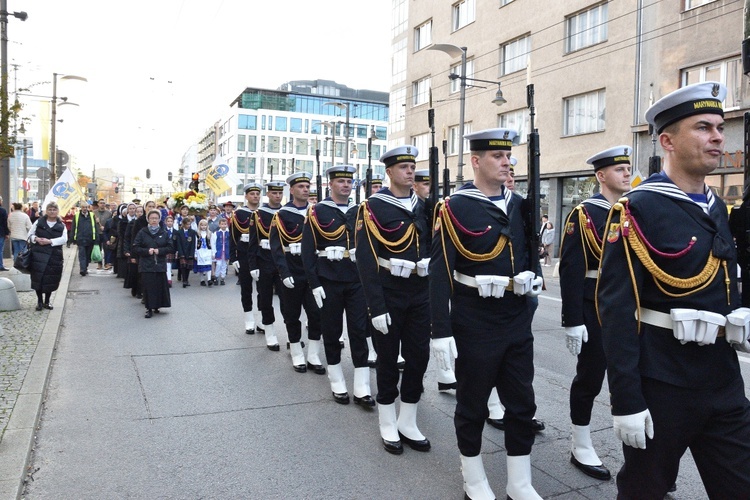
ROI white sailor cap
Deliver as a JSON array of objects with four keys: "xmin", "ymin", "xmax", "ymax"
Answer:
[
  {"xmin": 645, "ymin": 81, "xmax": 726, "ymax": 134},
  {"xmin": 371, "ymin": 173, "xmax": 385, "ymax": 185},
  {"xmin": 265, "ymin": 181, "xmax": 285, "ymax": 192},
  {"xmin": 586, "ymin": 145, "xmax": 632, "ymax": 171},
  {"xmin": 243, "ymin": 182, "xmax": 262, "ymax": 193},
  {"xmin": 326, "ymin": 165, "xmax": 357, "ymax": 179},
  {"xmin": 309, "ymin": 186, "xmax": 318, "ymax": 196},
  {"xmin": 509, "ymin": 157, "xmax": 518, "ymax": 170},
  {"xmin": 286, "ymin": 171, "xmax": 313, "ymax": 186},
  {"xmin": 465, "ymin": 128, "xmax": 519, "ymax": 151},
  {"xmin": 380, "ymin": 145, "xmax": 418, "ymax": 168},
  {"xmin": 414, "ymin": 169, "xmax": 430, "ymax": 182}
]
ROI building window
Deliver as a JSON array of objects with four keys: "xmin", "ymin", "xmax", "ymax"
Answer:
[
  {"xmin": 267, "ymin": 136, "xmax": 281, "ymax": 154},
  {"xmin": 393, "ymin": 38, "xmax": 407, "ymax": 85},
  {"xmin": 237, "ymin": 135, "xmax": 246, "ymax": 151},
  {"xmin": 450, "ymin": 60, "xmax": 475, "ymax": 94},
  {"xmin": 411, "ymin": 133, "xmax": 430, "ymax": 162},
  {"xmin": 415, "ymin": 20, "xmax": 432, "ymax": 52},
  {"xmin": 275, "ymin": 117, "xmax": 287, "ymax": 132},
  {"xmin": 499, "ymin": 109, "xmax": 529, "ymax": 144},
  {"xmin": 563, "ymin": 89, "xmax": 606, "ymax": 136},
  {"xmin": 448, "ymin": 123, "xmax": 472, "ymax": 156},
  {"xmin": 452, "ymin": 0, "xmax": 475, "ymax": 32},
  {"xmin": 247, "ymin": 136, "xmax": 257, "ymax": 153},
  {"xmin": 501, "ymin": 35, "xmax": 530, "ymax": 76},
  {"xmin": 290, "ymin": 118, "xmax": 302, "ymax": 133},
  {"xmin": 682, "ymin": 56, "xmax": 744, "ymax": 110},
  {"xmin": 393, "ymin": 0, "xmax": 408, "ymax": 37},
  {"xmin": 412, "ymin": 77, "xmax": 431, "ymax": 107},
  {"xmin": 685, "ymin": 0, "xmax": 717, "ymax": 9},
  {"xmin": 566, "ymin": 3, "xmax": 608, "ymax": 53},
  {"xmin": 239, "ymin": 114, "xmax": 257, "ymax": 130}
]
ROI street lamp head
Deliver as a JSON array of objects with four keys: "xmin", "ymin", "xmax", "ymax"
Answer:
[
  {"xmin": 493, "ymin": 85, "xmax": 507, "ymax": 106},
  {"xmin": 428, "ymin": 43, "xmax": 466, "ymax": 59},
  {"xmin": 10, "ymin": 11, "xmax": 28, "ymax": 21}
]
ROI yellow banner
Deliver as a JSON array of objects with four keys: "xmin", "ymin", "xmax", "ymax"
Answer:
[
  {"xmin": 205, "ymin": 164, "xmax": 233, "ymax": 195},
  {"xmin": 42, "ymin": 167, "xmax": 84, "ymax": 214}
]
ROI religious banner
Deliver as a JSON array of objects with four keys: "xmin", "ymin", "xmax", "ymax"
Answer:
[
  {"xmin": 42, "ymin": 167, "xmax": 85, "ymax": 214},
  {"xmin": 205, "ymin": 163, "xmax": 239, "ymax": 196}
]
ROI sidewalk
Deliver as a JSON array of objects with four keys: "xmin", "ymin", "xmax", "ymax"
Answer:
[{"xmin": 0, "ymin": 246, "xmax": 75, "ymax": 499}]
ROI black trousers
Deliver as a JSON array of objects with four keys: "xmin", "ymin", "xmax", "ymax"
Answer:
[
  {"xmin": 77, "ymin": 243, "xmax": 94, "ymax": 272},
  {"xmin": 257, "ymin": 260, "xmax": 281, "ymax": 325},
  {"xmin": 280, "ymin": 276, "xmax": 321, "ymax": 343},
  {"xmin": 617, "ymin": 376, "xmax": 750, "ymax": 500},
  {"xmin": 453, "ymin": 306, "xmax": 536, "ymax": 457},
  {"xmin": 237, "ymin": 258, "xmax": 254, "ymax": 313},
  {"xmin": 372, "ymin": 285, "xmax": 430, "ymax": 405},
  {"xmin": 319, "ymin": 278, "xmax": 368, "ymax": 367},
  {"xmin": 570, "ymin": 300, "xmax": 607, "ymax": 425}
]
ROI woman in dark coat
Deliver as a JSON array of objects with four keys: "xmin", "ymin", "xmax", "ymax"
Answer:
[
  {"xmin": 132, "ymin": 209, "xmax": 174, "ymax": 318},
  {"xmin": 28, "ymin": 201, "xmax": 67, "ymax": 311},
  {"xmin": 116, "ymin": 204, "xmax": 134, "ymax": 279},
  {"xmin": 123, "ymin": 205, "xmax": 145, "ymax": 296}
]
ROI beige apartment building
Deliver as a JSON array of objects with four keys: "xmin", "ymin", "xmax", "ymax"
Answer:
[{"xmin": 390, "ymin": 0, "xmax": 748, "ymax": 248}]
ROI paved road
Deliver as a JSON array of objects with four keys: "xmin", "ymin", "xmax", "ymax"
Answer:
[{"xmin": 2, "ymin": 256, "xmax": 749, "ymax": 498}]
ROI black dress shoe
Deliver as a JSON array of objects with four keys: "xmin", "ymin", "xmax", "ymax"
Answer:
[
  {"xmin": 286, "ymin": 341, "xmax": 305, "ymax": 349},
  {"xmin": 267, "ymin": 344, "xmax": 280, "ymax": 352},
  {"xmin": 183, "ymin": 283, "xmax": 188, "ymax": 288},
  {"xmin": 43, "ymin": 304, "xmax": 53, "ymax": 310},
  {"xmin": 398, "ymin": 431, "xmax": 431, "ymax": 452},
  {"xmin": 293, "ymin": 364, "xmax": 307, "ymax": 373},
  {"xmin": 486, "ymin": 417, "xmax": 505, "ymax": 430},
  {"xmin": 485, "ymin": 418, "xmax": 545, "ymax": 432},
  {"xmin": 145, "ymin": 310, "xmax": 153, "ymax": 318},
  {"xmin": 367, "ymin": 359, "xmax": 377, "ymax": 368},
  {"xmin": 353, "ymin": 394, "xmax": 376, "ymax": 407},
  {"xmin": 154, "ymin": 309, "xmax": 160, "ymax": 314},
  {"xmin": 333, "ymin": 392, "xmax": 350, "ymax": 405},
  {"xmin": 668, "ymin": 482, "xmax": 677, "ymax": 493},
  {"xmin": 570, "ymin": 454, "xmax": 611, "ymax": 481},
  {"xmin": 245, "ymin": 328, "xmax": 255, "ymax": 335},
  {"xmin": 438, "ymin": 381, "xmax": 457, "ymax": 391},
  {"xmin": 382, "ymin": 438, "xmax": 403, "ymax": 455},
  {"xmin": 306, "ymin": 362, "xmax": 326, "ymax": 375},
  {"xmin": 256, "ymin": 326, "xmax": 265, "ymax": 334},
  {"xmin": 35, "ymin": 304, "xmax": 43, "ymax": 311}
]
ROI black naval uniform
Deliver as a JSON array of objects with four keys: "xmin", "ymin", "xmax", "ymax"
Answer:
[
  {"xmin": 430, "ymin": 184, "xmax": 537, "ymax": 457},
  {"xmin": 302, "ymin": 199, "xmax": 368, "ymax": 367},
  {"xmin": 255, "ymin": 204, "xmax": 283, "ymax": 326},
  {"xmin": 229, "ymin": 205, "xmax": 259, "ymax": 314},
  {"xmin": 269, "ymin": 202, "xmax": 322, "ymax": 345},
  {"xmin": 559, "ymin": 194, "xmax": 610, "ymax": 426},
  {"xmin": 355, "ymin": 188, "xmax": 430, "ymax": 405},
  {"xmin": 597, "ymin": 173, "xmax": 750, "ymax": 498}
]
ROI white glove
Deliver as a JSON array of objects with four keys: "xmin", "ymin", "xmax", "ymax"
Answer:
[
  {"xmin": 431, "ymin": 337, "xmax": 458, "ymax": 371},
  {"xmin": 527, "ymin": 276, "xmax": 544, "ymax": 297},
  {"xmin": 565, "ymin": 325, "xmax": 588, "ymax": 356},
  {"xmin": 312, "ymin": 286, "xmax": 326, "ymax": 309},
  {"xmin": 372, "ymin": 313, "xmax": 391, "ymax": 335},
  {"xmin": 250, "ymin": 269, "xmax": 260, "ymax": 281},
  {"xmin": 349, "ymin": 248, "xmax": 356, "ymax": 262},
  {"xmin": 233, "ymin": 261, "xmax": 240, "ymax": 272},
  {"xmin": 613, "ymin": 409, "xmax": 654, "ymax": 449},
  {"xmin": 283, "ymin": 277, "xmax": 295, "ymax": 289}
]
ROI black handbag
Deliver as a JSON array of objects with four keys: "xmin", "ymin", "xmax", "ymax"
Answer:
[{"xmin": 13, "ymin": 244, "xmax": 32, "ymax": 274}]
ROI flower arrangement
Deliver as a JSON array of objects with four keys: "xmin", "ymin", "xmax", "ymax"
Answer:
[{"xmin": 167, "ymin": 190, "xmax": 209, "ymax": 215}]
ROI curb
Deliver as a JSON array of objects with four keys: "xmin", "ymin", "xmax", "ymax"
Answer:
[{"xmin": 0, "ymin": 246, "xmax": 75, "ymax": 499}]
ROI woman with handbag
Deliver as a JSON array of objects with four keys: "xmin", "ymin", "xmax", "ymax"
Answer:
[{"xmin": 27, "ymin": 202, "xmax": 67, "ymax": 311}]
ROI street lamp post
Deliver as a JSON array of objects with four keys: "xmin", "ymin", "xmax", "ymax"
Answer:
[
  {"xmin": 323, "ymin": 102, "xmax": 350, "ymax": 162},
  {"xmin": 428, "ymin": 44, "xmax": 507, "ymax": 187},
  {"xmin": 49, "ymin": 72, "xmax": 87, "ymax": 183}
]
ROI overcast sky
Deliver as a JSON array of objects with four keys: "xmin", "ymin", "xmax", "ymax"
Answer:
[{"xmin": 8, "ymin": 0, "xmax": 392, "ymax": 183}]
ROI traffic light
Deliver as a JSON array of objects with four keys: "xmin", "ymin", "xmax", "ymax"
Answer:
[
  {"xmin": 190, "ymin": 173, "xmax": 200, "ymax": 192},
  {"xmin": 86, "ymin": 182, "xmax": 96, "ymax": 201},
  {"xmin": 168, "ymin": 172, "xmax": 173, "ymax": 182},
  {"xmin": 132, "ymin": 188, "xmax": 137, "ymax": 194},
  {"xmin": 146, "ymin": 169, "xmax": 151, "ymax": 179},
  {"xmin": 115, "ymin": 186, "xmax": 119, "ymax": 193},
  {"xmin": 149, "ymin": 188, "xmax": 153, "ymax": 195}
]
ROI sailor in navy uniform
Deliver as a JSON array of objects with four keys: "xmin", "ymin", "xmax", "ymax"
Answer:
[
  {"xmin": 302, "ymin": 165, "xmax": 374, "ymax": 406},
  {"xmin": 430, "ymin": 128, "xmax": 544, "ymax": 500},
  {"xmin": 413, "ymin": 169, "xmax": 430, "ymax": 202},
  {"xmin": 370, "ymin": 173, "xmax": 384, "ymax": 196},
  {"xmin": 269, "ymin": 172, "xmax": 325, "ymax": 374},
  {"xmin": 254, "ymin": 181, "xmax": 285, "ymax": 351},
  {"xmin": 597, "ymin": 82, "xmax": 750, "ymax": 498},
  {"xmin": 485, "ymin": 156, "xmax": 546, "ymax": 434},
  {"xmin": 308, "ymin": 185, "xmax": 318, "ymax": 205},
  {"xmin": 355, "ymin": 145, "xmax": 432, "ymax": 455},
  {"xmin": 559, "ymin": 146, "xmax": 632, "ymax": 481},
  {"xmin": 229, "ymin": 182, "xmax": 261, "ymax": 336}
]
